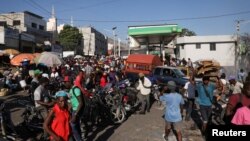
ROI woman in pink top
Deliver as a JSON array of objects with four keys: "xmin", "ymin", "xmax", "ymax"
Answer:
[{"xmin": 231, "ymin": 106, "xmax": 250, "ymax": 125}]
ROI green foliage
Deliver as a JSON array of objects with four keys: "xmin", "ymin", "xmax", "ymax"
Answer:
[
  {"xmin": 239, "ymin": 33, "xmax": 250, "ymax": 55},
  {"xmin": 58, "ymin": 25, "xmax": 82, "ymax": 51},
  {"xmin": 180, "ymin": 28, "xmax": 196, "ymax": 37}
]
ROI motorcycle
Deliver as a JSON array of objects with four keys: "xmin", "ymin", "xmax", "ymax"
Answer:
[{"xmin": 151, "ymin": 84, "xmax": 161, "ymax": 105}]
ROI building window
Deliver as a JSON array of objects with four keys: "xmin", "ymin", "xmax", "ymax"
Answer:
[
  {"xmin": 39, "ymin": 25, "xmax": 44, "ymax": 30},
  {"xmin": 210, "ymin": 43, "xmax": 216, "ymax": 51},
  {"xmin": 196, "ymin": 43, "xmax": 201, "ymax": 49},
  {"xmin": 31, "ymin": 22, "xmax": 37, "ymax": 28},
  {"xmin": 13, "ymin": 20, "xmax": 21, "ymax": 26},
  {"xmin": 0, "ymin": 21, "xmax": 7, "ymax": 27}
]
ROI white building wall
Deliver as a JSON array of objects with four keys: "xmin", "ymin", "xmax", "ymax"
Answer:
[
  {"xmin": 181, "ymin": 43, "xmax": 235, "ymax": 66},
  {"xmin": 177, "ymin": 35, "xmax": 237, "ymax": 76}
]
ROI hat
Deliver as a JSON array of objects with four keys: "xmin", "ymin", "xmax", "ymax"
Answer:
[
  {"xmin": 55, "ymin": 91, "xmax": 68, "ymax": 98},
  {"xmin": 63, "ymin": 76, "xmax": 70, "ymax": 82},
  {"xmin": 229, "ymin": 75, "xmax": 236, "ymax": 81},
  {"xmin": 138, "ymin": 73, "xmax": 144, "ymax": 77},
  {"xmin": 81, "ymin": 68, "xmax": 85, "ymax": 72},
  {"xmin": 34, "ymin": 69, "xmax": 43, "ymax": 76},
  {"xmin": 167, "ymin": 81, "xmax": 176, "ymax": 91},
  {"xmin": 42, "ymin": 73, "xmax": 49, "ymax": 79}
]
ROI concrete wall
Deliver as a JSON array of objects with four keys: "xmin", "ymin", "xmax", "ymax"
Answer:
[
  {"xmin": 80, "ymin": 27, "xmax": 107, "ymax": 56},
  {"xmin": 179, "ymin": 42, "xmax": 236, "ymax": 66}
]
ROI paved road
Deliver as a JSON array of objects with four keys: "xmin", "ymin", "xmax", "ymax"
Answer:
[{"xmin": 0, "ymin": 91, "xmax": 204, "ymax": 141}]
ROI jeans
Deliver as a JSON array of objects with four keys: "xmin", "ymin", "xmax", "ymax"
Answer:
[
  {"xmin": 200, "ymin": 105, "xmax": 212, "ymax": 123},
  {"xmin": 186, "ymin": 98, "xmax": 195, "ymax": 119},
  {"xmin": 70, "ymin": 111, "xmax": 83, "ymax": 141}
]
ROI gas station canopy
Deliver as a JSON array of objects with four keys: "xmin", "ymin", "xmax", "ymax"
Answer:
[{"xmin": 128, "ymin": 24, "xmax": 182, "ymax": 45}]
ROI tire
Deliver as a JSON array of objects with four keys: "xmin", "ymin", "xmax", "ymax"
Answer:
[{"xmin": 110, "ymin": 106, "xmax": 126, "ymax": 124}]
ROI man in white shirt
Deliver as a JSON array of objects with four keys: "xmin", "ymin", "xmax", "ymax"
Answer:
[
  {"xmin": 229, "ymin": 75, "xmax": 243, "ymax": 94},
  {"xmin": 136, "ymin": 73, "xmax": 152, "ymax": 114},
  {"xmin": 184, "ymin": 77, "xmax": 196, "ymax": 121}
]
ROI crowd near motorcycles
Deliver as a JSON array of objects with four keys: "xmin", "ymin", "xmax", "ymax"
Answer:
[
  {"xmin": 0, "ymin": 55, "xmax": 145, "ymax": 141},
  {"xmin": 0, "ymin": 54, "xmax": 250, "ymax": 141}
]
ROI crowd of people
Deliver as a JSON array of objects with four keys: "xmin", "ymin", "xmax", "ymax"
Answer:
[{"xmin": 0, "ymin": 54, "xmax": 250, "ymax": 141}]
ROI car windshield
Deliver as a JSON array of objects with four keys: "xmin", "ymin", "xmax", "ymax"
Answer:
[{"xmin": 173, "ymin": 69, "xmax": 185, "ymax": 77}]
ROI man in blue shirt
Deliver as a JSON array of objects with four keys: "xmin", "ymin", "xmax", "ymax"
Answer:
[
  {"xmin": 160, "ymin": 81, "xmax": 184, "ymax": 141},
  {"xmin": 197, "ymin": 76, "xmax": 216, "ymax": 134}
]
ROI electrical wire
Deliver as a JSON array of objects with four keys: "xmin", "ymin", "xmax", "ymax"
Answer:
[{"xmin": 58, "ymin": 10, "xmax": 250, "ymax": 23}]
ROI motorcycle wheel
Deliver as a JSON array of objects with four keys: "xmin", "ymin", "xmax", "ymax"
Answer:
[{"xmin": 111, "ymin": 107, "xmax": 126, "ymax": 124}]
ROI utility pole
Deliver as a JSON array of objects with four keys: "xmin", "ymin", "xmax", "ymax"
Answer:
[
  {"xmin": 235, "ymin": 20, "xmax": 243, "ymax": 75},
  {"xmin": 118, "ymin": 38, "xmax": 121, "ymax": 57},
  {"xmin": 112, "ymin": 27, "xmax": 117, "ymax": 57},
  {"xmin": 18, "ymin": 32, "xmax": 22, "ymax": 52},
  {"xmin": 127, "ymin": 36, "xmax": 130, "ymax": 55}
]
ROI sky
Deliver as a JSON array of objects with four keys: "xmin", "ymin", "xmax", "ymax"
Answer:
[{"xmin": 1, "ymin": 0, "xmax": 250, "ymax": 41}]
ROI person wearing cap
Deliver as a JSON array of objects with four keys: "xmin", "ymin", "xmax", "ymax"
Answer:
[
  {"xmin": 136, "ymin": 72, "xmax": 152, "ymax": 114},
  {"xmin": 44, "ymin": 91, "xmax": 71, "ymax": 141},
  {"xmin": 30, "ymin": 69, "xmax": 43, "ymax": 98},
  {"xmin": 160, "ymin": 81, "xmax": 184, "ymax": 141},
  {"xmin": 228, "ymin": 75, "xmax": 243, "ymax": 95}
]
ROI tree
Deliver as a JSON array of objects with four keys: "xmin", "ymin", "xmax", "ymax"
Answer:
[
  {"xmin": 239, "ymin": 33, "xmax": 250, "ymax": 55},
  {"xmin": 180, "ymin": 28, "xmax": 196, "ymax": 37},
  {"xmin": 58, "ymin": 25, "xmax": 82, "ymax": 51}
]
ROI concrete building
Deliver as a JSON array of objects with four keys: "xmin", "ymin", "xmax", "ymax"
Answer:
[
  {"xmin": 46, "ymin": 6, "xmax": 58, "ymax": 43},
  {"xmin": 176, "ymin": 35, "xmax": 238, "ymax": 76},
  {"xmin": 57, "ymin": 24, "xmax": 65, "ymax": 34},
  {"xmin": 79, "ymin": 26, "xmax": 107, "ymax": 56},
  {"xmin": 107, "ymin": 37, "xmax": 129, "ymax": 57},
  {"xmin": 0, "ymin": 11, "xmax": 50, "ymax": 52}
]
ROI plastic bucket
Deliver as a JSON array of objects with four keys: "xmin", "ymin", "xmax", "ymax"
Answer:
[{"xmin": 19, "ymin": 80, "xmax": 27, "ymax": 88}]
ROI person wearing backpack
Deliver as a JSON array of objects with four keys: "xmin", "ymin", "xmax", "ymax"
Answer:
[
  {"xmin": 225, "ymin": 81, "xmax": 250, "ymax": 124},
  {"xmin": 69, "ymin": 81, "xmax": 84, "ymax": 141}
]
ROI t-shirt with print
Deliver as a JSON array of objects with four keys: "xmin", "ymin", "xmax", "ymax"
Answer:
[
  {"xmin": 160, "ymin": 93, "xmax": 184, "ymax": 122},
  {"xmin": 69, "ymin": 86, "xmax": 81, "ymax": 111}
]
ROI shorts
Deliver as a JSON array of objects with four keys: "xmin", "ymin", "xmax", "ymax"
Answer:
[{"xmin": 165, "ymin": 120, "xmax": 182, "ymax": 131}]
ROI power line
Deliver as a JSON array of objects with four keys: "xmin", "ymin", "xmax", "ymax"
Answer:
[
  {"xmin": 58, "ymin": 0, "xmax": 122, "ymax": 13},
  {"xmin": 23, "ymin": 0, "xmax": 50, "ymax": 18},
  {"xmin": 58, "ymin": 10, "xmax": 250, "ymax": 23},
  {"xmin": 27, "ymin": 0, "xmax": 51, "ymax": 15},
  {"xmin": 24, "ymin": 0, "xmax": 70, "ymax": 25}
]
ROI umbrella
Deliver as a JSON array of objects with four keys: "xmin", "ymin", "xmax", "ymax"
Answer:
[
  {"xmin": 3, "ymin": 49, "xmax": 20, "ymax": 55},
  {"xmin": 37, "ymin": 52, "xmax": 63, "ymax": 67},
  {"xmin": 33, "ymin": 53, "xmax": 41, "ymax": 57},
  {"xmin": 33, "ymin": 53, "xmax": 42, "ymax": 64},
  {"xmin": 74, "ymin": 55, "xmax": 84, "ymax": 59},
  {"xmin": 10, "ymin": 53, "xmax": 35, "ymax": 66}
]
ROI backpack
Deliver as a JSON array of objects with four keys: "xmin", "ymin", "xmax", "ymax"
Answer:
[{"xmin": 71, "ymin": 86, "xmax": 90, "ymax": 118}]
